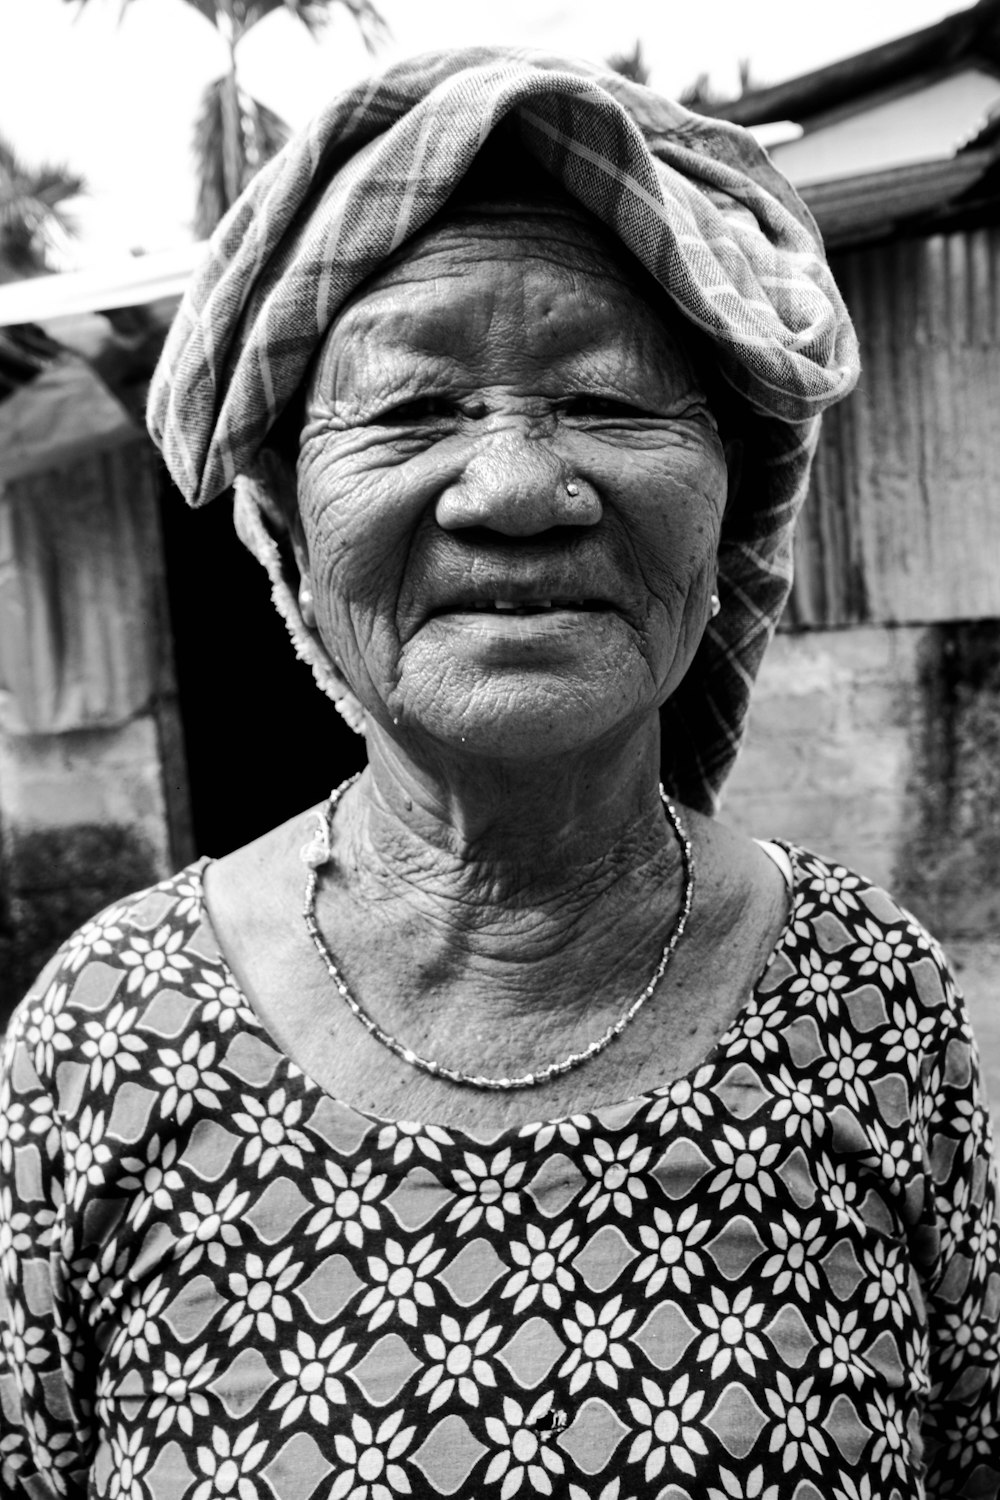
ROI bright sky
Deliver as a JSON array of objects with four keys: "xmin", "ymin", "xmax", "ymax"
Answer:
[{"xmin": 1, "ymin": 0, "xmax": 974, "ymax": 265}]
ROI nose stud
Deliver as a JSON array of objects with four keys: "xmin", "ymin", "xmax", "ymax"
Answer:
[{"xmin": 565, "ymin": 480, "xmax": 580, "ymax": 497}]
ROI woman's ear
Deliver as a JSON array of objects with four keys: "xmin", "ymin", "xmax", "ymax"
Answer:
[{"xmin": 250, "ymin": 447, "xmax": 316, "ymax": 627}]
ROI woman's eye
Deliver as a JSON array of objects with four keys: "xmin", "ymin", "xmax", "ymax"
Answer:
[
  {"xmin": 377, "ymin": 396, "xmax": 458, "ymax": 425},
  {"xmin": 560, "ymin": 395, "xmax": 658, "ymax": 420}
]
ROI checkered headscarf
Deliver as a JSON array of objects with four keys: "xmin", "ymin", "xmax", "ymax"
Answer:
[{"xmin": 148, "ymin": 47, "xmax": 859, "ymax": 812}]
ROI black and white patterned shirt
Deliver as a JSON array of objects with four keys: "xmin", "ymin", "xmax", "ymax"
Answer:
[{"xmin": 1, "ymin": 848, "xmax": 998, "ymax": 1498}]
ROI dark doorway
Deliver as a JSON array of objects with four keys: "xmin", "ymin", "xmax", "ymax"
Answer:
[{"xmin": 158, "ymin": 473, "xmax": 366, "ymax": 858}]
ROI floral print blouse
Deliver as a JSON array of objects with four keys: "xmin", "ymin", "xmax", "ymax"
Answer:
[{"xmin": 1, "ymin": 847, "xmax": 998, "ymax": 1499}]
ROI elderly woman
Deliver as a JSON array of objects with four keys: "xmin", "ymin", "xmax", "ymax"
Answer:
[{"xmin": 2, "ymin": 48, "xmax": 998, "ymax": 1500}]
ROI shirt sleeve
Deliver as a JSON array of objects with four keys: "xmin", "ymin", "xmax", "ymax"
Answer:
[
  {"xmin": 0, "ymin": 960, "xmax": 93, "ymax": 1499},
  {"xmin": 919, "ymin": 957, "xmax": 1000, "ymax": 1496}
]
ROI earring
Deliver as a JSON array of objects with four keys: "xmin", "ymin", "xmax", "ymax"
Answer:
[
  {"xmin": 298, "ymin": 582, "xmax": 316, "ymax": 628},
  {"xmin": 710, "ymin": 593, "xmax": 721, "ymax": 618}
]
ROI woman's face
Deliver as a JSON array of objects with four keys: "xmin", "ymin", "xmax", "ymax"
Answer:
[{"xmin": 294, "ymin": 210, "xmax": 731, "ymax": 761}]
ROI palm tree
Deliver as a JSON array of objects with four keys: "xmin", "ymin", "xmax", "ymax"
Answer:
[
  {"xmin": 66, "ymin": 0, "xmax": 385, "ymax": 237},
  {"xmin": 606, "ymin": 41, "xmax": 650, "ymax": 87},
  {"xmin": 0, "ymin": 135, "xmax": 85, "ymax": 280}
]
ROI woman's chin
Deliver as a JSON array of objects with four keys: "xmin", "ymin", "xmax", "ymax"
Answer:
[{"xmin": 380, "ymin": 674, "xmax": 652, "ymax": 765}]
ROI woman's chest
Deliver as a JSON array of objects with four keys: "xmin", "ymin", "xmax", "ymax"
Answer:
[{"xmin": 82, "ymin": 1083, "xmax": 930, "ymax": 1499}]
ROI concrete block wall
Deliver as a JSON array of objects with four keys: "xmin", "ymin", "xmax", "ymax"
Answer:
[
  {"xmin": 723, "ymin": 621, "xmax": 1000, "ymax": 941},
  {"xmin": 723, "ymin": 627, "xmax": 920, "ymax": 890}
]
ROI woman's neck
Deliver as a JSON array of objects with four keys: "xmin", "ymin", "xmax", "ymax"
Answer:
[{"xmin": 325, "ymin": 718, "xmax": 686, "ymax": 961}]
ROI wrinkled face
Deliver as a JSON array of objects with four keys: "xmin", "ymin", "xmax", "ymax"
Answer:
[{"xmin": 294, "ymin": 211, "xmax": 730, "ymax": 760}]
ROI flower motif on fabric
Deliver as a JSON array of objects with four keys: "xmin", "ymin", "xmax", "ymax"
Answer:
[
  {"xmin": 633, "ymin": 1203, "xmax": 709, "ymax": 1297},
  {"xmin": 814, "ymin": 1305, "xmax": 874, "ymax": 1389},
  {"xmin": 447, "ymin": 1148, "xmax": 526, "ymax": 1235},
  {"xmin": 231, "ymin": 1087, "xmax": 312, "ymax": 1174},
  {"xmin": 221, "ymin": 1245, "xmax": 302, "ymax": 1342},
  {"xmin": 789, "ymin": 948, "xmax": 850, "ymax": 1021},
  {"xmin": 483, "ymin": 1393, "xmax": 565, "ymax": 1498},
  {"xmin": 579, "ymin": 1134, "xmax": 653, "ymax": 1221},
  {"xmin": 707, "ymin": 1123, "xmax": 780, "ymax": 1212},
  {"xmin": 849, "ymin": 918, "xmax": 914, "ymax": 989},
  {"xmin": 110, "ymin": 1277, "xmax": 170, "ymax": 1365},
  {"xmin": 176, "ymin": 1181, "xmax": 251, "ymax": 1273},
  {"xmin": 502, "ymin": 1220, "xmax": 578, "ymax": 1314},
  {"xmin": 271, "ymin": 1327, "xmax": 356, "ymax": 1426},
  {"xmin": 695, "ymin": 1285, "xmax": 767, "ymax": 1379},
  {"xmin": 882, "ymin": 996, "xmax": 937, "ymax": 1079},
  {"xmin": 22, "ymin": 987, "xmax": 76, "ymax": 1078},
  {"xmin": 559, "ymin": 1294, "xmax": 635, "ymax": 1392},
  {"xmin": 165, "ymin": 875, "xmax": 203, "ymax": 922},
  {"xmin": 80, "ymin": 1001, "xmax": 147, "ymax": 1095},
  {"xmin": 191, "ymin": 1422, "xmax": 269, "ymax": 1500},
  {"xmin": 626, "ymin": 1371, "xmax": 707, "ymax": 1480},
  {"xmin": 117, "ymin": 1135, "xmax": 185, "ymax": 1230},
  {"xmin": 649, "ymin": 1067, "xmax": 714, "ymax": 1131},
  {"xmin": 148, "ymin": 1031, "xmax": 226, "ymax": 1125},
  {"xmin": 331, "ymin": 1410, "xmax": 416, "ymax": 1500},
  {"xmin": 858, "ymin": 1116, "xmax": 910, "ymax": 1190},
  {"xmin": 192, "ymin": 967, "xmax": 254, "ymax": 1032},
  {"xmin": 764, "ymin": 1373, "xmax": 830, "ymax": 1472},
  {"xmin": 832, "ymin": 1477, "xmax": 875, "ymax": 1500},
  {"xmin": 520, "ymin": 1114, "xmax": 588, "ymax": 1151},
  {"xmin": 0, "ymin": 1185, "xmax": 33, "ymax": 1286},
  {"xmin": 866, "ymin": 1388, "xmax": 910, "ymax": 1481},
  {"xmin": 62, "ymin": 909, "xmax": 126, "ymax": 971},
  {"xmin": 941, "ymin": 1392, "xmax": 1000, "ymax": 1467},
  {"xmin": 107, "ymin": 1427, "xmax": 150, "ymax": 1500},
  {"xmin": 359, "ymin": 1234, "xmax": 446, "ymax": 1331},
  {"xmin": 415, "ymin": 1309, "xmax": 501, "ymax": 1410},
  {"xmin": 759, "ymin": 1209, "xmax": 825, "ymax": 1300},
  {"xmin": 818, "ymin": 1029, "xmax": 878, "ymax": 1112},
  {"xmin": 718, "ymin": 995, "xmax": 788, "ymax": 1066},
  {"xmin": 803, "ymin": 861, "xmax": 864, "ymax": 917},
  {"xmin": 147, "ymin": 1347, "xmax": 218, "ymax": 1438},
  {"xmin": 707, "ymin": 1464, "xmax": 780, "ymax": 1500},
  {"xmin": 769, "ymin": 1064, "xmax": 826, "ymax": 1146},
  {"xmin": 860, "ymin": 1238, "xmax": 910, "ymax": 1329},
  {"xmin": 0, "ymin": 1091, "xmax": 26, "ymax": 1181},
  {"xmin": 2, "ymin": 1299, "xmax": 48, "ymax": 1397},
  {"xmin": 120, "ymin": 923, "xmax": 192, "ymax": 998},
  {"xmin": 307, "ymin": 1158, "xmax": 386, "ymax": 1250},
  {"xmin": 814, "ymin": 1152, "xmax": 865, "ymax": 1227},
  {"xmin": 375, "ymin": 1119, "xmax": 453, "ymax": 1167},
  {"xmin": 64, "ymin": 1105, "xmax": 112, "ymax": 1211}
]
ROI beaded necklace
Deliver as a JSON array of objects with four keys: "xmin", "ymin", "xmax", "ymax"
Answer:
[{"xmin": 301, "ymin": 773, "xmax": 695, "ymax": 1091}]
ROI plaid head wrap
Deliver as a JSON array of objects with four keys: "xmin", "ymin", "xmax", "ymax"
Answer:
[{"xmin": 148, "ymin": 46, "xmax": 860, "ymax": 812}]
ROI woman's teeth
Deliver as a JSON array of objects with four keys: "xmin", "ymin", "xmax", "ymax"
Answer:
[{"xmin": 470, "ymin": 600, "xmax": 589, "ymax": 613}]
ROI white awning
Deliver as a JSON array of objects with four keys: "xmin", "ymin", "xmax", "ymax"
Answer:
[{"xmin": 0, "ymin": 244, "xmax": 205, "ymax": 327}]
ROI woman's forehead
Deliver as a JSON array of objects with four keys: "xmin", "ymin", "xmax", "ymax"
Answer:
[
  {"xmin": 317, "ymin": 210, "xmax": 697, "ymax": 375},
  {"xmin": 360, "ymin": 206, "xmax": 663, "ymax": 304}
]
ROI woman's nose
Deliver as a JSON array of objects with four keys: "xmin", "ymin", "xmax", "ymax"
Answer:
[{"xmin": 435, "ymin": 425, "xmax": 602, "ymax": 534}]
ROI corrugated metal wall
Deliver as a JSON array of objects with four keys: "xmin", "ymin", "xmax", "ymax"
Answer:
[{"xmin": 790, "ymin": 226, "xmax": 1000, "ymax": 626}]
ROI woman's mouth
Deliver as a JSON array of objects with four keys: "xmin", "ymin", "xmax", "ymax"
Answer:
[{"xmin": 444, "ymin": 598, "xmax": 604, "ymax": 616}]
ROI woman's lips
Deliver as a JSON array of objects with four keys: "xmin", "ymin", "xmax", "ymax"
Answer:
[{"xmin": 432, "ymin": 598, "xmax": 606, "ymax": 616}]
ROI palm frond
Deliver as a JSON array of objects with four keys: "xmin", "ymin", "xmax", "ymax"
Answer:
[
  {"xmin": 0, "ymin": 133, "xmax": 86, "ymax": 274},
  {"xmin": 63, "ymin": 0, "xmax": 221, "ymax": 25},
  {"xmin": 240, "ymin": 0, "xmax": 386, "ymax": 48},
  {"xmin": 193, "ymin": 76, "xmax": 290, "ymax": 238}
]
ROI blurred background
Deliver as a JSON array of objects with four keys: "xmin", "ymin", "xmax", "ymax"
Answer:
[{"xmin": 2, "ymin": 0, "xmax": 1000, "ymax": 1093}]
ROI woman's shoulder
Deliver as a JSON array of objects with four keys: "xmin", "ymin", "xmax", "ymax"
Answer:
[
  {"xmin": 706, "ymin": 816, "xmax": 963, "ymax": 1018},
  {"xmin": 2, "ymin": 859, "xmax": 234, "ymax": 1092},
  {"xmin": 766, "ymin": 839, "xmax": 971, "ymax": 1044}
]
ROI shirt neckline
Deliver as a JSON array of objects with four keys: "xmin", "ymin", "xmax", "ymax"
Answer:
[{"xmin": 187, "ymin": 842, "xmax": 803, "ymax": 1147}]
